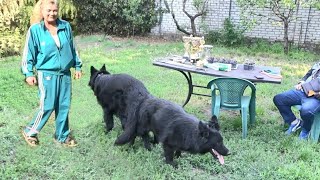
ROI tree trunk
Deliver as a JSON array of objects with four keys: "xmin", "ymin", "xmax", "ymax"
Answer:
[
  {"xmin": 190, "ymin": 18, "xmax": 196, "ymax": 36},
  {"xmin": 283, "ymin": 19, "xmax": 289, "ymax": 55}
]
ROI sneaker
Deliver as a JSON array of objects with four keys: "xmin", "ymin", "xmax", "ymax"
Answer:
[
  {"xmin": 299, "ymin": 129, "xmax": 310, "ymax": 140},
  {"xmin": 285, "ymin": 119, "xmax": 302, "ymax": 135}
]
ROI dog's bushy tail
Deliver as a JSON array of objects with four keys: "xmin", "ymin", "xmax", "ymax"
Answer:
[
  {"xmin": 114, "ymin": 118, "xmax": 137, "ymax": 145},
  {"xmin": 114, "ymin": 101, "xmax": 141, "ymax": 145}
]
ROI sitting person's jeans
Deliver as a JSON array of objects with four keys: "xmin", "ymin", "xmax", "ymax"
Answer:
[{"xmin": 273, "ymin": 89, "xmax": 320, "ymax": 132}]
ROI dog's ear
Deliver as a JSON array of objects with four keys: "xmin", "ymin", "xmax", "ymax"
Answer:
[
  {"xmin": 199, "ymin": 121, "xmax": 210, "ymax": 138},
  {"xmin": 90, "ymin": 66, "xmax": 98, "ymax": 75},
  {"xmin": 100, "ymin": 64, "xmax": 111, "ymax": 74},
  {"xmin": 209, "ymin": 115, "xmax": 220, "ymax": 131},
  {"xmin": 100, "ymin": 64, "xmax": 106, "ymax": 72}
]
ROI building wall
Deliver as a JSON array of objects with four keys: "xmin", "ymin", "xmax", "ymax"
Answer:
[{"xmin": 151, "ymin": 0, "xmax": 320, "ymax": 44}]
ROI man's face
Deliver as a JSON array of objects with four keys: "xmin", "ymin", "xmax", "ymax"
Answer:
[{"xmin": 42, "ymin": 3, "xmax": 58, "ymax": 24}]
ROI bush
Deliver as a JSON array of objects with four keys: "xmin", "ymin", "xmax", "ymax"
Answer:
[
  {"xmin": 73, "ymin": 0, "xmax": 158, "ymax": 36},
  {"xmin": 220, "ymin": 18, "xmax": 245, "ymax": 46},
  {"xmin": 0, "ymin": 0, "xmax": 76, "ymax": 58},
  {"xmin": 0, "ymin": 0, "xmax": 32, "ymax": 57},
  {"xmin": 206, "ymin": 18, "xmax": 244, "ymax": 47}
]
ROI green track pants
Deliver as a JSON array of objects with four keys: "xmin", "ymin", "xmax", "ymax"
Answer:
[{"xmin": 24, "ymin": 71, "xmax": 72, "ymax": 143}]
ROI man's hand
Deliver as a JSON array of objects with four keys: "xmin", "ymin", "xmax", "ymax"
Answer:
[
  {"xmin": 74, "ymin": 71, "xmax": 82, "ymax": 79},
  {"xmin": 26, "ymin": 76, "xmax": 37, "ymax": 86},
  {"xmin": 295, "ymin": 83, "xmax": 303, "ymax": 90}
]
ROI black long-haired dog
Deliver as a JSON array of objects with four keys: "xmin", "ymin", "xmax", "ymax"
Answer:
[
  {"xmin": 89, "ymin": 64, "xmax": 151, "ymax": 148},
  {"xmin": 133, "ymin": 96, "xmax": 229, "ymax": 166}
]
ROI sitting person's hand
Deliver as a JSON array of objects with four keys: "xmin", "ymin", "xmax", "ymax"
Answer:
[{"xmin": 295, "ymin": 83, "xmax": 303, "ymax": 90}]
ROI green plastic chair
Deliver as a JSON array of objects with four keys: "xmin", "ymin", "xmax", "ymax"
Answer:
[
  {"xmin": 207, "ymin": 77, "xmax": 256, "ymax": 139},
  {"xmin": 295, "ymin": 105, "xmax": 320, "ymax": 143},
  {"xmin": 310, "ymin": 116, "xmax": 320, "ymax": 142}
]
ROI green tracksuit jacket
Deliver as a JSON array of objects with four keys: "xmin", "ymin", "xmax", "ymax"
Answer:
[{"xmin": 22, "ymin": 19, "xmax": 82, "ymax": 76}]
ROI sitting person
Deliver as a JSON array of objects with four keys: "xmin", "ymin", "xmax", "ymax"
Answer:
[{"xmin": 273, "ymin": 62, "xmax": 320, "ymax": 140}]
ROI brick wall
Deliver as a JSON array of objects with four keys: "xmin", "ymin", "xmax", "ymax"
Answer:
[{"xmin": 151, "ymin": 0, "xmax": 320, "ymax": 44}]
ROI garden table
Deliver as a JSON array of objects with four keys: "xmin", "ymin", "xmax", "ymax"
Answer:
[{"xmin": 153, "ymin": 56, "xmax": 282, "ymax": 107}]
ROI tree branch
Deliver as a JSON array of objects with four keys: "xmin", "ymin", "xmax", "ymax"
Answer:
[
  {"xmin": 168, "ymin": 0, "xmax": 191, "ymax": 35},
  {"xmin": 182, "ymin": 0, "xmax": 193, "ymax": 19}
]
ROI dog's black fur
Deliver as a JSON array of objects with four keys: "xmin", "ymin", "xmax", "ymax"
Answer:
[
  {"xmin": 89, "ymin": 65, "xmax": 151, "ymax": 146},
  {"xmin": 133, "ymin": 97, "xmax": 229, "ymax": 166},
  {"xmin": 89, "ymin": 65, "xmax": 229, "ymax": 166}
]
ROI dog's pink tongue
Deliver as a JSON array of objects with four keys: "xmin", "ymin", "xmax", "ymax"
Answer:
[{"xmin": 212, "ymin": 149, "xmax": 224, "ymax": 165}]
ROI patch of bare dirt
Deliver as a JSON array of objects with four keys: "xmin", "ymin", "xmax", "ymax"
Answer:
[
  {"xmin": 76, "ymin": 41, "xmax": 101, "ymax": 50},
  {"xmin": 111, "ymin": 35, "xmax": 179, "ymax": 44}
]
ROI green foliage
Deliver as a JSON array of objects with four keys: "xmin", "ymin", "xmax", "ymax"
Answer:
[
  {"xmin": 0, "ymin": 28, "xmax": 22, "ymax": 57},
  {"xmin": 0, "ymin": 0, "xmax": 76, "ymax": 57},
  {"xmin": 206, "ymin": 18, "xmax": 244, "ymax": 47},
  {"xmin": 220, "ymin": 18, "xmax": 245, "ymax": 46},
  {"xmin": 316, "ymin": 2, "xmax": 320, "ymax": 10},
  {"xmin": 192, "ymin": 0, "xmax": 207, "ymax": 10},
  {"xmin": 73, "ymin": 0, "xmax": 157, "ymax": 36},
  {"xmin": 205, "ymin": 29, "xmax": 221, "ymax": 44},
  {"xmin": 122, "ymin": 0, "xmax": 158, "ymax": 36},
  {"xmin": 17, "ymin": 1, "xmax": 35, "ymax": 36},
  {"xmin": 59, "ymin": 0, "xmax": 77, "ymax": 19},
  {"xmin": 0, "ymin": 0, "xmax": 31, "ymax": 57}
]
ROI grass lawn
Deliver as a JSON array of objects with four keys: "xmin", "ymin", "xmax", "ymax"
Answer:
[{"xmin": 1, "ymin": 35, "xmax": 320, "ymax": 179}]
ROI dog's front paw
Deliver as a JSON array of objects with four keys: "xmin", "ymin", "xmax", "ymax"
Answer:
[
  {"xmin": 165, "ymin": 160, "xmax": 178, "ymax": 168},
  {"xmin": 114, "ymin": 136, "xmax": 128, "ymax": 145},
  {"xmin": 144, "ymin": 143, "xmax": 152, "ymax": 151},
  {"xmin": 104, "ymin": 127, "xmax": 113, "ymax": 134},
  {"xmin": 174, "ymin": 150, "xmax": 181, "ymax": 158},
  {"xmin": 114, "ymin": 139, "xmax": 122, "ymax": 145},
  {"xmin": 105, "ymin": 124, "xmax": 114, "ymax": 131}
]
